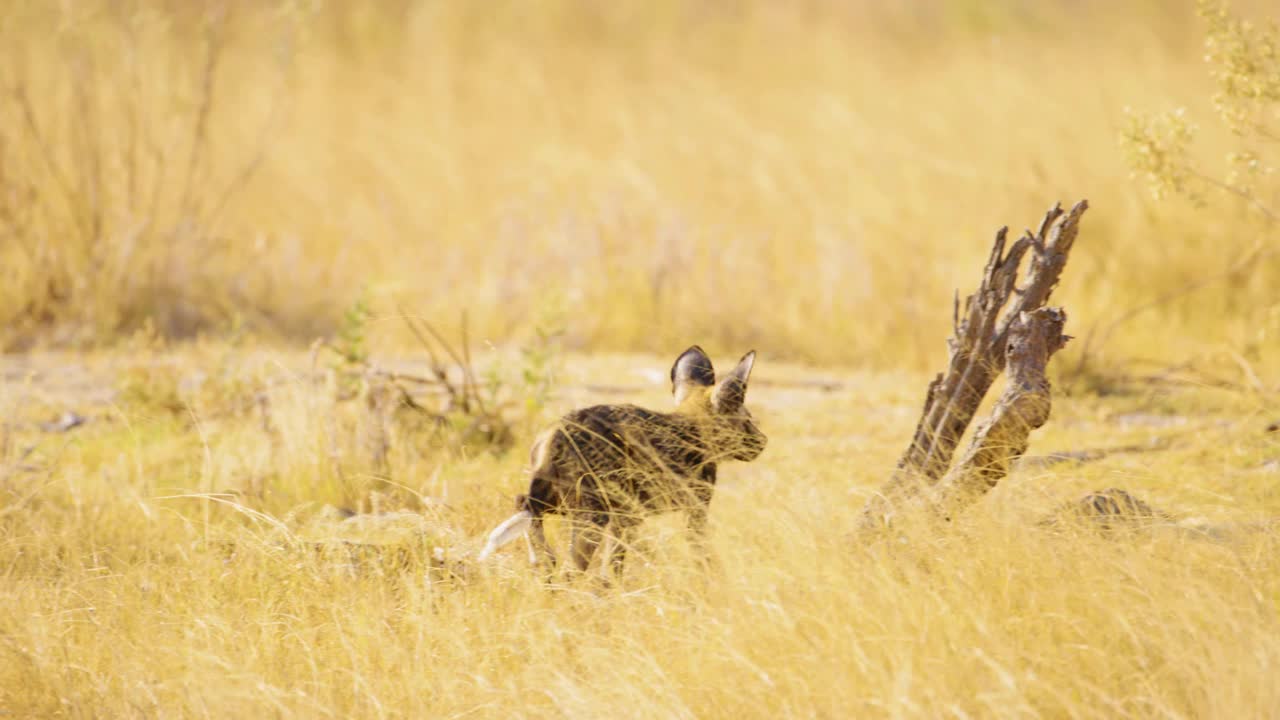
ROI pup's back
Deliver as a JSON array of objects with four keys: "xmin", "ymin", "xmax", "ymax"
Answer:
[{"xmin": 526, "ymin": 403, "xmax": 714, "ymax": 520}]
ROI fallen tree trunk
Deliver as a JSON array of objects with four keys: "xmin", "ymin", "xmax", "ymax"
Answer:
[{"xmin": 860, "ymin": 201, "xmax": 1088, "ymax": 529}]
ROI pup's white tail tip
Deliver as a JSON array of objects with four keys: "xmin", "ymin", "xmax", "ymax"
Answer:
[{"xmin": 477, "ymin": 510, "xmax": 533, "ymax": 561}]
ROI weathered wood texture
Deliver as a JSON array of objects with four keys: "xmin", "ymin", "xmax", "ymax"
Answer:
[
  {"xmin": 861, "ymin": 200, "xmax": 1087, "ymax": 528},
  {"xmin": 926, "ymin": 307, "xmax": 1069, "ymax": 518}
]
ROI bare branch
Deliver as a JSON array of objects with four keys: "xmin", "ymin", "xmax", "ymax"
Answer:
[
  {"xmin": 1071, "ymin": 236, "xmax": 1276, "ymax": 381},
  {"xmin": 458, "ymin": 310, "xmax": 489, "ymax": 417}
]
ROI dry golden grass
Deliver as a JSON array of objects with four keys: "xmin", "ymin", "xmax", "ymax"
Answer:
[
  {"xmin": 1, "ymin": 346, "xmax": 1278, "ymax": 718},
  {"xmin": 2, "ymin": 1, "xmax": 1279, "ymax": 718},
  {"xmin": 0, "ymin": 0, "xmax": 1276, "ymax": 374}
]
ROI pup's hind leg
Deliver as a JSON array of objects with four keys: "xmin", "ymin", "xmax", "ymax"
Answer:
[
  {"xmin": 528, "ymin": 515, "xmax": 557, "ymax": 569},
  {"xmin": 569, "ymin": 517, "xmax": 606, "ymax": 573},
  {"xmin": 603, "ymin": 518, "xmax": 639, "ymax": 579},
  {"xmin": 521, "ymin": 466, "xmax": 561, "ymax": 570}
]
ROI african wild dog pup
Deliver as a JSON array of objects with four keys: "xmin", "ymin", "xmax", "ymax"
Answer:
[{"xmin": 477, "ymin": 346, "xmax": 766, "ymax": 575}]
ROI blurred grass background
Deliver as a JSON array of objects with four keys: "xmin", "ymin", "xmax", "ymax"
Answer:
[
  {"xmin": 0, "ymin": 0, "xmax": 1275, "ymax": 372},
  {"xmin": 3, "ymin": 4, "xmax": 1280, "ymax": 716}
]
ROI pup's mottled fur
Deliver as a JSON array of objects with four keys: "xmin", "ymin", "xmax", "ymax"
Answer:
[{"xmin": 478, "ymin": 346, "xmax": 766, "ymax": 575}]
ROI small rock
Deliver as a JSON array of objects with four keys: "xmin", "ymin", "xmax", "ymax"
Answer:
[{"xmin": 40, "ymin": 411, "xmax": 86, "ymax": 433}]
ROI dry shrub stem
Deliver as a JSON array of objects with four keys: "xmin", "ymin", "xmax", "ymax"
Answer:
[
  {"xmin": 0, "ymin": 1, "xmax": 292, "ymax": 343},
  {"xmin": 1072, "ymin": 179, "xmax": 1278, "ymax": 382},
  {"xmin": 861, "ymin": 201, "xmax": 1087, "ymax": 528},
  {"xmin": 395, "ymin": 303, "xmax": 489, "ymax": 416},
  {"xmin": 314, "ymin": 309, "xmax": 514, "ymax": 467}
]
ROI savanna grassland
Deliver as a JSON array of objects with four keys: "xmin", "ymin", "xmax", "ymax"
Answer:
[{"xmin": 2, "ymin": 1, "xmax": 1279, "ymax": 718}]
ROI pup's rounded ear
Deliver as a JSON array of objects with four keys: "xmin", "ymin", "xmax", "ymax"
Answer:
[
  {"xmin": 711, "ymin": 351, "xmax": 756, "ymax": 412},
  {"xmin": 732, "ymin": 351, "xmax": 755, "ymax": 383},
  {"xmin": 671, "ymin": 345, "xmax": 715, "ymax": 405}
]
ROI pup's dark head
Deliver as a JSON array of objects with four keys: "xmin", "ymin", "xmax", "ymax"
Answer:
[{"xmin": 670, "ymin": 347, "xmax": 767, "ymax": 462}]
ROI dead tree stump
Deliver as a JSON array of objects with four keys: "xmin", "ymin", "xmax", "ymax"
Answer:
[
  {"xmin": 926, "ymin": 307, "xmax": 1070, "ymax": 519},
  {"xmin": 860, "ymin": 201, "xmax": 1088, "ymax": 529}
]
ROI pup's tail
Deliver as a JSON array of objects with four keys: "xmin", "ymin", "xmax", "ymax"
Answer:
[{"xmin": 477, "ymin": 510, "xmax": 533, "ymax": 561}]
